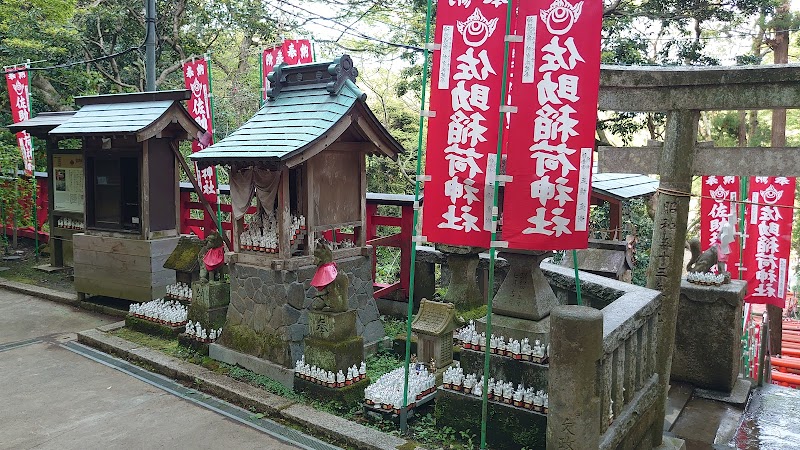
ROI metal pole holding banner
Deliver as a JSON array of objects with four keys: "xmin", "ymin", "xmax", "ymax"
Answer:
[
  {"xmin": 205, "ymin": 52, "xmax": 223, "ymax": 236},
  {"xmin": 400, "ymin": 0, "xmax": 434, "ymax": 434},
  {"xmin": 480, "ymin": 1, "xmax": 514, "ymax": 447}
]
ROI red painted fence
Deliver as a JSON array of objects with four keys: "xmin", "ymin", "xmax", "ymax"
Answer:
[
  {"xmin": 5, "ymin": 174, "xmax": 414, "ymax": 300},
  {"xmin": 0, "ymin": 172, "xmax": 49, "ymax": 243}
]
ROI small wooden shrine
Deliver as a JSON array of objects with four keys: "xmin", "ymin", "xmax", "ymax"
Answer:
[
  {"xmin": 411, "ymin": 299, "xmax": 460, "ymax": 371},
  {"xmin": 7, "ymin": 111, "xmax": 79, "ymax": 269},
  {"xmin": 191, "ymin": 55, "xmax": 404, "ymax": 369},
  {"xmin": 50, "ymin": 90, "xmax": 205, "ymax": 302}
]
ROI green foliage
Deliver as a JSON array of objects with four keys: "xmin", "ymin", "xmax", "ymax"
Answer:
[
  {"xmin": 225, "ymin": 364, "xmax": 303, "ymax": 400},
  {"xmin": 365, "ymin": 349, "xmax": 403, "ymax": 381},
  {"xmin": 382, "ymin": 316, "xmax": 407, "ymax": 339},
  {"xmin": 626, "ymin": 198, "xmax": 655, "ymax": 287},
  {"xmin": 458, "ymin": 305, "xmax": 487, "ymax": 323}
]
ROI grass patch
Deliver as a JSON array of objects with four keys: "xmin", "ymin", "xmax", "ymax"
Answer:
[
  {"xmin": 382, "ymin": 315, "xmax": 407, "ymax": 339},
  {"xmin": 0, "ymin": 238, "xmax": 75, "ymax": 294},
  {"xmin": 108, "ymin": 325, "xmax": 475, "ymax": 449},
  {"xmin": 365, "ymin": 349, "xmax": 403, "ymax": 381},
  {"xmin": 113, "ymin": 328, "xmax": 183, "ymax": 355}
]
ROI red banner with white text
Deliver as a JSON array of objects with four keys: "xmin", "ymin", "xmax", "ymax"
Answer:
[
  {"xmin": 261, "ymin": 39, "xmax": 313, "ymax": 101},
  {"xmin": 420, "ymin": 2, "xmax": 508, "ymax": 247},
  {"xmin": 500, "ymin": 0, "xmax": 602, "ymax": 250},
  {"xmin": 700, "ymin": 175, "xmax": 740, "ymax": 274},
  {"xmin": 5, "ymin": 66, "xmax": 34, "ymax": 176},
  {"xmin": 743, "ymin": 176, "xmax": 795, "ymax": 308},
  {"xmin": 183, "ymin": 57, "xmax": 218, "ymax": 203}
]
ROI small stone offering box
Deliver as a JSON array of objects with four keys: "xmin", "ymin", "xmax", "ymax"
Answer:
[{"xmin": 411, "ymin": 299, "xmax": 460, "ymax": 371}]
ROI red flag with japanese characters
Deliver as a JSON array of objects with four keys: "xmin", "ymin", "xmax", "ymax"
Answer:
[
  {"xmin": 4, "ymin": 66, "xmax": 34, "ymax": 176},
  {"xmin": 500, "ymin": 0, "xmax": 602, "ymax": 250},
  {"xmin": 742, "ymin": 176, "xmax": 795, "ymax": 308},
  {"xmin": 700, "ymin": 176, "xmax": 740, "ymax": 274},
  {"xmin": 420, "ymin": 2, "xmax": 508, "ymax": 247},
  {"xmin": 262, "ymin": 39, "xmax": 313, "ymax": 101},
  {"xmin": 183, "ymin": 57, "xmax": 218, "ymax": 203}
]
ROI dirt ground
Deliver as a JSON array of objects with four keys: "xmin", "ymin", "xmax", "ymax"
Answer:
[{"xmin": 0, "ymin": 237, "xmax": 76, "ymax": 294}]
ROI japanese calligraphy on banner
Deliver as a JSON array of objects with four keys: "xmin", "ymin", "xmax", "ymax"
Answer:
[
  {"xmin": 500, "ymin": 0, "xmax": 602, "ymax": 250},
  {"xmin": 743, "ymin": 176, "xmax": 795, "ymax": 308},
  {"xmin": 4, "ymin": 66, "xmax": 34, "ymax": 176},
  {"xmin": 261, "ymin": 39, "xmax": 313, "ymax": 101},
  {"xmin": 183, "ymin": 57, "xmax": 218, "ymax": 203},
  {"xmin": 420, "ymin": 2, "xmax": 507, "ymax": 247},
  {"xmin": 700, "ymin": 176, "xmax": 740, "ymax": 272}
]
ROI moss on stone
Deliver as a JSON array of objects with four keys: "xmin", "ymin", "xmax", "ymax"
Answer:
[
  {"xmin": 435, "ymin": 389, "xmax": 546, "ymax": 450},
  {"xmin": 125, "ymin": 315, "xmax": 183, "ymax": 339},
  {"xmin": 188, "ymin": 301, "xmax": 209, "ymax": 325},
  {"xmin": 304, "ymin": 335, "xmax": 363, "ymax": 372},
  {"xmin": 218, "ymin": 324, "xmax": 288, "ymax": 365},
  {"xmin": 294, "ymin": 376, "xmax": 370, "ymax": 408},
  {"xmin": 163, "ymin": 236, "xmax": 203, "ymax": 273}
]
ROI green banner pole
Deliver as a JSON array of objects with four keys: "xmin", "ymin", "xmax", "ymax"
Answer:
[
  {"xmin": 572, "ymin": 250, "xmax": 583, "ymax": 306},
  {"xmin": 259, "ymin": 47, "xmax": 266, "ymax": 108},
  {"xmin": 480, "ymin": 1, "xmax": 514, "ymax": 447},
  {"xmin": 24, "ymin": 63, "xmax": 38, "ymax": 258},
  {"xmin": 400, "ymin": 0, "xmax": 434, "ymax": 435},
  {"xmin": 205, "ymin": 53, "xmax": 223, "ymax": 236}
]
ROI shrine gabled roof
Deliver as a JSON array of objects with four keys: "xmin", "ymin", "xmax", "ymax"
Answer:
[
  {"xmin": 592, "ymin": 172, "xmax": 659, "ymax": 201},
  {"xmin": 411, "ymin": 299, "xmax": 460, "ymax": 335},
  {"xmin": 7, "ymin": 111, "xmax": 76, "ymax": 138},
  {"xmin": 190, "ymin": 55, "xmax": 404, "ymax": 168},
  {"xmin": 50, "ymin": 90, "xmax": 204, "ymax": 142}
]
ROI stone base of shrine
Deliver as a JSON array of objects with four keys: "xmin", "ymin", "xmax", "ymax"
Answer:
[
  {"xmin": 209, "ymin": 343, "xmax": 295, "ymax": 389},
  {"xmin": 188, "ymin": 280, "xmax": 230, "ymax": 330},
  {"xmin": 475, "ymin": 313, "xmax": 550, "ymax": 345},
  {"xmin": 224, "ymin": 255, "xmax": 382, "ymax": 367},
  {"xmin": 294, "ymin": 376, "xmax": 369, "ymax": 408},
  {"xmin": 304, "ymin": 335, "xmax": 364, "ymax": 373},
  {"xmin": 435, "ymin": 388, "xmax": 546, "ymax": 450},
  {"xmin": 671, "ymin": 280, "xmax": 746, "ymax": 392}
]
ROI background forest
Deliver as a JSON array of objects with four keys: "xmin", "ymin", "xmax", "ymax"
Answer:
[{"xmin": 2, "ymin": 0, "xmax": 800, "ymax": 287}]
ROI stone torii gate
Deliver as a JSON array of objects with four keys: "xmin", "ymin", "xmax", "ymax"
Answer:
[{"xmin": 597, "ymin": 64, "xmax": 800, "ymax": 447}]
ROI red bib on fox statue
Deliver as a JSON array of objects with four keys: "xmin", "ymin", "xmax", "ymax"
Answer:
[
  {"xmin": 203, "ymin": 246, "xmax": 225, "ymax": 272},
  {"xmin": 311, "ymin": 262, "xmax": 338, "ymax": 289},
  {"xmin": 199, "ymin": 231, "xmax": 225, "ymax": 282}
]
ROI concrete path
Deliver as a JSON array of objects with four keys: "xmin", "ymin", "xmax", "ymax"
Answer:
[{"xmin": 0, "ymin": 290, "xmax": 302, "ymax": 450}]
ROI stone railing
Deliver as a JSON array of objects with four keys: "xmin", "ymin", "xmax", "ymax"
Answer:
[
  {"xmin": 597, "ymin": 284, "xmax": 661, "ymax": 449},
  {"xmin": 546, "ymin": 264, "xmax": 662, "ymax": 450}
]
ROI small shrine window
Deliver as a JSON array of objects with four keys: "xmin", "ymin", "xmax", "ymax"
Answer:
[{"xmin": 87, "ymin": 155, "xmax": 140, "ymax": 231}]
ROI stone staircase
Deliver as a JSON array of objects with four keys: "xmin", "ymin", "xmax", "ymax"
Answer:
[{"xmin": 665, "ymin": 380, "xmax": 800, "ymax": 449}]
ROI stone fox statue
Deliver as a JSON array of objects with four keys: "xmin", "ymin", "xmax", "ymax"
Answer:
[
  {"xmin": 685, "ymin": 238, "xmax": 718, "ymax": 273},
  {"xmin": 199, "ymin": 231, "xmax": 225, "ymax": 282},
  {"xmin": 310, "ymin": 240, "xmax": 349, "ymax": 312}
]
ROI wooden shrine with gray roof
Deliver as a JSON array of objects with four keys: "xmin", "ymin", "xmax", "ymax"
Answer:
[{"xmin": 191, "ymin": 55, "xmax": 405, "ymax": 375}]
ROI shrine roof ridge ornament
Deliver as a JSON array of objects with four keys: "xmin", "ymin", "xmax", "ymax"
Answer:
[
  {"xmin": 266, "ymin": 54, "xmax": 361, "ymax": 100},
  {"xmin": 191, "ymin": 54, "xmax": 404, "ymax": 168}
]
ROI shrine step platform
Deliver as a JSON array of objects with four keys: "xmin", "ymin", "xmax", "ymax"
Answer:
[
  {"xmin": 435, "ymin": 388, "xmax": 546, "ymax": 450},
  {"xmin": 459, "ymin": 347, "xmax": 548, "ymax": 391},
  {"xmin": 295, "ymin": 376, "xmax": 370, "ymax": 408}
]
